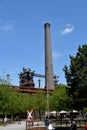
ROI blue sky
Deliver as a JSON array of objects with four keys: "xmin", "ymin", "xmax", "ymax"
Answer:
[{"xmin": 0, "ymin": 0, "xmax": 87, "ymax": 87}]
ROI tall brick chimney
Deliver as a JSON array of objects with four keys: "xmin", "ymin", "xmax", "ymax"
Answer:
[{"xmin": 44, "ymin": 23, "xmax": 54, "ymax": 90}]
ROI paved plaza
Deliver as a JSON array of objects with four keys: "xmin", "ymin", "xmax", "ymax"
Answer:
[
  {"xmin": 0, "ymin": 121, "xmax": 27, "ymax": 130},
  {"xmin": 0, "ymin": 120, "xmax": 45, "ymax": 130}
]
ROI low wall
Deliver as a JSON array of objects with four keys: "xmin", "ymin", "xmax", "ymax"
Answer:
[
  {"xmin": 55, "ymin": 127, "xmax": 85, "ymax": 130},
  {"xmin": 26, "ymin": 127, "xmax": 85, "ymax": 130},
  {"xmin": 27, "ymin": 127, "xmax": 46, "ymax": 130}
]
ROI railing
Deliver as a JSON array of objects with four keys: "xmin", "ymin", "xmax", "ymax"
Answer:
[
  {"xmin": 26, "ymin": 118, "xmax": 87, "ymax": 130},
  {"xmin": 51, "ymin": 119, "xmax": 87, "ymax": 128},
  {"xmin": 26, "ymin": 119, "xmax": 45, "ymax": 130},
  {"xmin": 26, "ymin": 120, "xmax": 34, "ymax": 130}
]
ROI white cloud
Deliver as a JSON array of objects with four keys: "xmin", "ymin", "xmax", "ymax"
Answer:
[
  {"xmin": 61, "ymin": 23, "xmax": 75, "ymax": 35},
  {"xmin": 3, "ymin": 22, "xmax": 14, "ymax": 32},
  {"xmin": 0, "ymin": 20, "xmax": 15, "ymax": 32},
  {"xmin": 52, "ymin": 51, "xmax": 61, "ymax": 59}
]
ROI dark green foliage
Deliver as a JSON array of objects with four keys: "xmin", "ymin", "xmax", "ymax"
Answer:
[{"xmin": 63, "ymin": 44, "xmax": 87, "ymax": 110}]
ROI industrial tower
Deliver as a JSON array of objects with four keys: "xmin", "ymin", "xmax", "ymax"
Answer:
[{"xmin": 44, "ymin": 23, "xmax": 54, "ymax": 90}]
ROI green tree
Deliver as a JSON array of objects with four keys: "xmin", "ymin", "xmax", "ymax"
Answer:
[
  {"xmin": 50, "ymin": 85, "xmax": 71, "ymax": 111},
  {"xmin": 32, "ymin": 90, "xmax": 47, "ymax": 119},
  {"xmin": 0, "ymin": 85, "xmax": 47, "ymax": 118},
  {"xmin": 63, "ymin": 44, "xmax": 87, "ymax": 110},
  {"xmin": 0, "ymin": 75, "xmax": 11, "ymax": 86},
  {"xmin": 0, "ymin": 85, "xmax": 31, "ymax": 116}
]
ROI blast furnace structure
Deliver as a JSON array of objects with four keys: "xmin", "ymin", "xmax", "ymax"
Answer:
[{"xmin": 18, "ymin": 23, "xmax": 57, "ymax": 94}]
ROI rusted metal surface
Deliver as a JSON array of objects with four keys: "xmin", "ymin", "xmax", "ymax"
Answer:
[{"xmin": 26, "ymin": 127, "xmax": 46, "ymax": 130}]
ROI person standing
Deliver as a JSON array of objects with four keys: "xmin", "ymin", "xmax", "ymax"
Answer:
[
  {"xmin": 27, "ymin": 110, "xmax": 33, "ymax": 120},
  {"xmin": 71, "ymin": 121, "xmax": 77, "ymax": 130},
  {"xmin": 45, "ymin": 116, "xmax": 49, "ymax": 130},
  {"xmin": 4, "ymin": 116, "xmax": 7, "ymax": 126},
  {"xmin": 85, "ymin": 123, "xmax": 87, "ymax": 130},
  {"xmin": 48, "ymin": 123, "xmax": 55, "ymax": 130},
  {"xmin": 26, "ymin": 110, "xmax": 34, "ymax": 126}
]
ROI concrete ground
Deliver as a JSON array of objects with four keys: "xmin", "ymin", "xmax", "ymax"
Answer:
[
  {"xmin": 0, "ymin": 121, "xmax": 26, "ymax": 130},
  {"xmin": 0, "ymin": 120, "xmax": 45, "ymax": 130}
]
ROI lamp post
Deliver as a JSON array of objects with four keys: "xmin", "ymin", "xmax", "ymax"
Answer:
[{"xmin": 46, "ymin": 67, "xmax": 49, "ymax": 117}]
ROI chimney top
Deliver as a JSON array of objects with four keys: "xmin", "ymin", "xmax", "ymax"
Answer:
[{"xmin": 44, "ymin": 23, "xmax": 50, "ymax": 28}]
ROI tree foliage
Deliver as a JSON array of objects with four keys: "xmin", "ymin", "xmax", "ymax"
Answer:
[
  {"xmin": 50, "ymin": 85, "xmax": 72, "ymax": 111},
  {"xmin": 0, "ymin": 85, "xmax": 30, "ymax": 116},
  {"xmin": 0, "ymin": 84, "xmax": 75, "ymax": 117},
  {"xmin": 0, "ymin": 85, "xmax": 47, "ymax": 117},
  {"xmin": 63, "ymin": 44, "xmax": 87, "ymax": 110}
]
